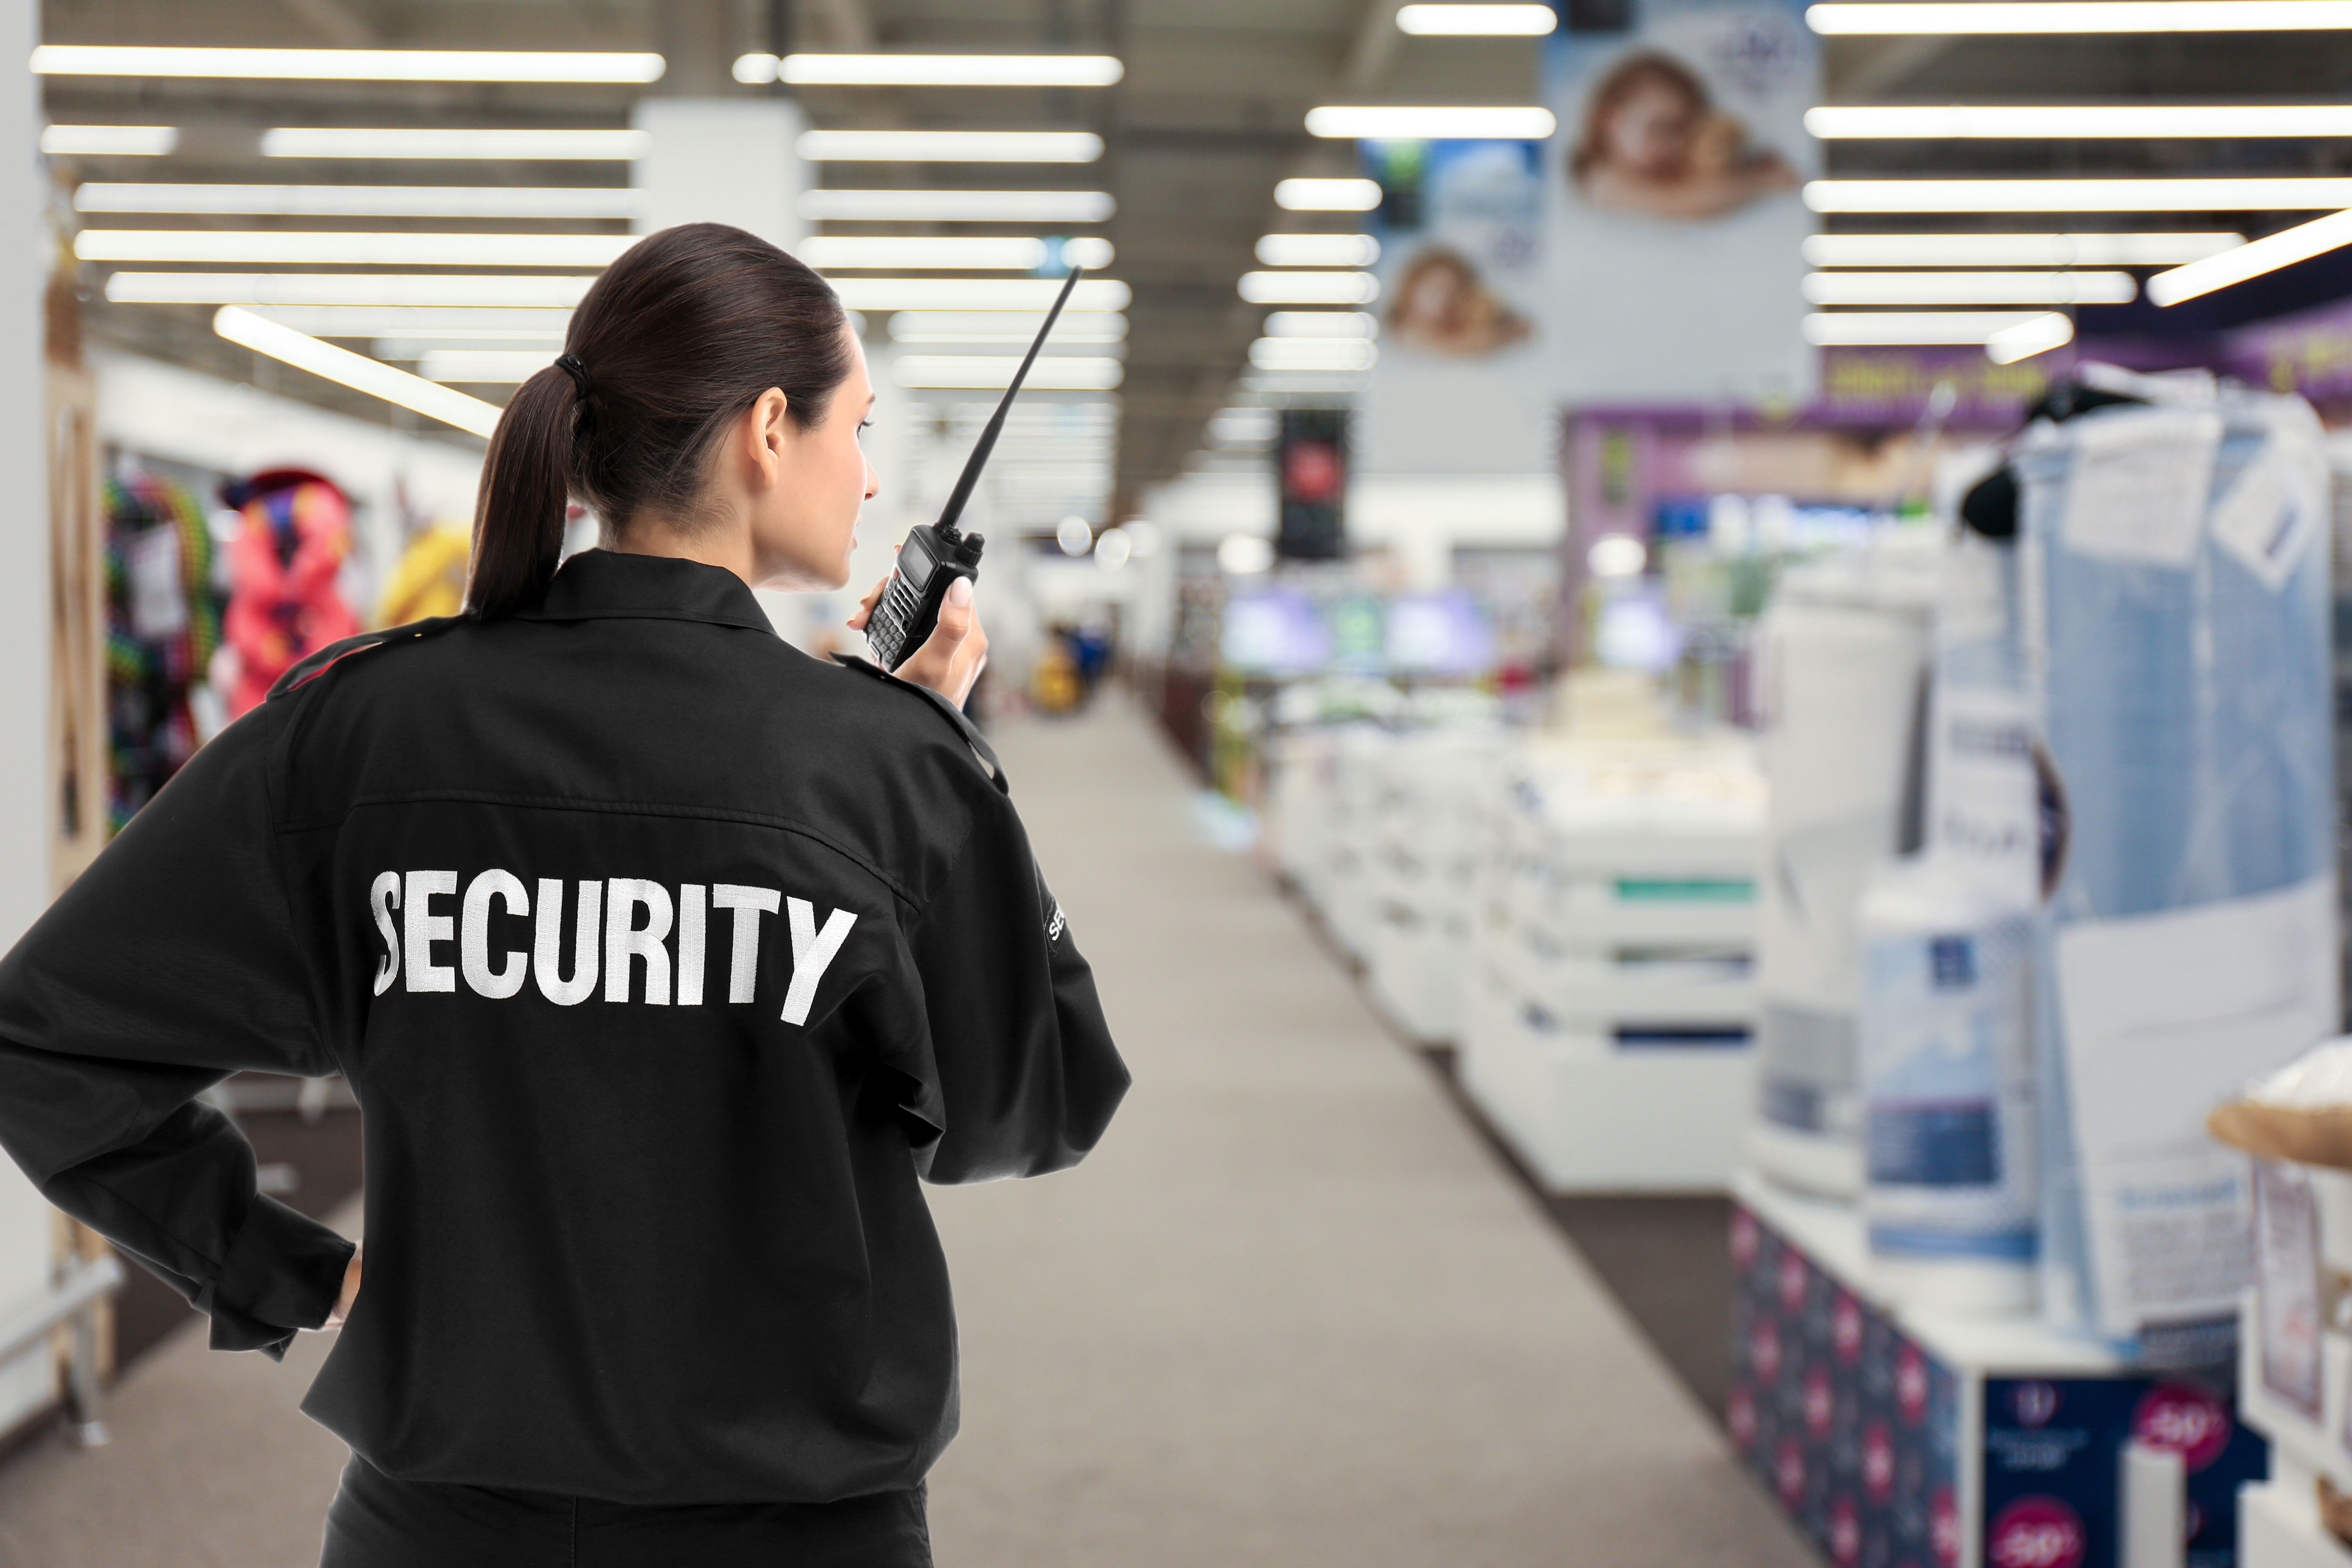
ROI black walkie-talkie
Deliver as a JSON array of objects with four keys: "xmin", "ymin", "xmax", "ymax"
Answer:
[{"xmin": 864, "ymin": 266, "xmax": 1088, "ymax": 672}]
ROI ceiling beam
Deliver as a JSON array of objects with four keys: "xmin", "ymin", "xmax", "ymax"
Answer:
[
  {"xmin": 811, "ymin": 0, "xmax": 877, "ymax": 52},
  {"xmin": 1342, "ymin": 0, "xmax": 1409, "ymax": 92},
  {"xmin": 1825, "ymin": 36, "xmax": 1960, "ymax": 102},
  {"xmin": 270, "ymin": 0, "xmax": 377, "ymax": 48}
]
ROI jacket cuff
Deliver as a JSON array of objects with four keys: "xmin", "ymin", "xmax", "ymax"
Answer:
[{"xmin": 203, "ymin": 1195, "xmax": 354, "ymax": 1358}]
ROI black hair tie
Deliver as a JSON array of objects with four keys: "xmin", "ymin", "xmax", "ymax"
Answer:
[{"xmin": 555, "ymin": 353, "xmax": 593, "ymax": 399}]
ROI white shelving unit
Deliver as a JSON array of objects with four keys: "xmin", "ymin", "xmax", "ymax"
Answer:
[{"xmin": 1458, "ymin": 739, "xmax": 1764, "ymax": 1192}]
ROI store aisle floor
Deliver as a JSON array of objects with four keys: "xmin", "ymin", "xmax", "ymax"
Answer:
[
  {"xmin": 0, "ymin": 1199, "xmax": 358, "ymax": 1568},
  {"xmin": 921, "ymin": 699, "xmax": 1811, "ymax": 1568}
]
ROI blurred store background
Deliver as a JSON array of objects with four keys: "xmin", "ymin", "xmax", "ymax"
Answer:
[{"xmin": 10, "ymin": 0, "xmax": 2352, "ymax": 1565}]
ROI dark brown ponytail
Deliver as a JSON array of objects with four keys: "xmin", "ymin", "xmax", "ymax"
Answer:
[{"xmin": 466, "ymin": 222, "xmax": 855, "ymax": 618}]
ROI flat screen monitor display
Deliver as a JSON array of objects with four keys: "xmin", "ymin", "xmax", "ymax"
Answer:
[
  {"xmin": 1221, "ymin": 590, "xmax": 1330, "ymax": 675},
  {"xmin": 1385, "ymin": 590, "xmax": 1494, "ymax": 677}
]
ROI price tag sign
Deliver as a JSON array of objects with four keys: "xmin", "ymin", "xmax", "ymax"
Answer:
[{"xmin": 2254, "ymin": 1159, "xmax": 2323, "ymax": 1421}]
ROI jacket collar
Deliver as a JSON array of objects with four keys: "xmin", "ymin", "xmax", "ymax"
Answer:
[{"xmin": 513, "ymin": 549, "xmax": 776, "ymax": 633}]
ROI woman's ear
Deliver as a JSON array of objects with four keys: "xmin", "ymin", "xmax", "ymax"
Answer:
[{"xmin": 749, "ymin": 388, "xmax": 791, "ymax": 488}]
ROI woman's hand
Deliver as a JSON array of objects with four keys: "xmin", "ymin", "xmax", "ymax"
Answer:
[
  {"xmin": 324, "ymin": 1241, "xmax": 362, "ymax": 1330},
  {"xmin": 848, "ymin": 568, "xmax": 989, "ymax": 708}
]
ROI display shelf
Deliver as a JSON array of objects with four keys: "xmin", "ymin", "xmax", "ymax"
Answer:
[
  {"xmin": 1741, "ymin": 1174, "xmax": 2120, "ymax": 1376},
  {"xmin": 1457, "ymin": 744, "xmax": 1762, "ymax": 1190},
  {"xmin": 1733, "ymin": 1171, "xmax": 2268, "ymax": 1568},
  {"xmin": 1460, "ymin": 978, "xmax": 1755, "ymax": 1190},
  {"xmin": 2242, "ymin": 1483, "xmax": 2352, "ymax": 1568}
]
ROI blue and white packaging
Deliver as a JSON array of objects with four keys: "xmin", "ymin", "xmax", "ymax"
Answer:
[
  {"xmin": 2018, "ymin": 383, "xmax": 2339, "ymax": 1361},
  {"xmin": 1859, "ymin": 864, "xmax": 2039, "ymax": 1312}
]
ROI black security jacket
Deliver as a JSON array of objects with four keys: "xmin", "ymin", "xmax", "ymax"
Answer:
[{"xmin": 0, "ymin": 549, "xmax": 1128, "ymax": 1505}]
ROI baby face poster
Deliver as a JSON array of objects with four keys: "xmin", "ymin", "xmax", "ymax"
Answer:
[
  {"xmin": 1357, "ymin": 137, "xmax": 1555, "ymax": 475},
  {"xmin": 1540, "ymin": 0, "xmax": 1820, "ymax": 405}
]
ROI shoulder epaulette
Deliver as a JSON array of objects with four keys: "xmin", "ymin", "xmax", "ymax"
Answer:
[
  {"xmin": 830, "ymin": 652, "xmax": 1009, "ymax": 793},
  {"xmin": 266, "ymin": 615, "xmax": 468, "ymax": 702}
]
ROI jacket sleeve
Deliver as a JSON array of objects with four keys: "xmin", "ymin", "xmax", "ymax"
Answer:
[
  {"xmin": 0, "ymin": 703, "xmax": 354, "ymax": 1359},
  {"xmin": 900, "ymin": 788, "xmax": 1129, "ymax": 1184}
]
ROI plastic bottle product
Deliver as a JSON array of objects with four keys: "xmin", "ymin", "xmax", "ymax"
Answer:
[
  {"xmin": 1858, "ymin": 860, "xmax": 2039, "ymax": 1313},
  {"xmin": 1750, "ymin": 533, "xmax": 1942, "ymax": 1197}
]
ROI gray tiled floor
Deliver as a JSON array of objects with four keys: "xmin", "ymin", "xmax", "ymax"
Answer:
[{"xmin": 0, "ymin": 699, "xmax": 1811, "ymax": 1568}]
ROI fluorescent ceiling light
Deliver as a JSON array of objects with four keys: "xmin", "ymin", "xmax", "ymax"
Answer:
[
  {"xmin": 1263, "ymin": 310, "xmax": 1378, "ymax": 337},
  {"xmin": 1802, "ymin": 232, "xmax": 2242, "ymax": 267},
  {"xmin": 252, "ymin": 306, "xmax": 575, "ymax": 337},
  {"xmin": 107, "ymin": 272, "xmax": 597, "ymax": 307},
  {"xmin": 262, "ymin": 127, "xmax": 650, "ymax": 160},
  {"xmin": 34, "ymin": 46, "xmax": 665, "ymax": 82},
  {"xmin": 1249, "ymin": 338, "xmax": 1379, "ymax": 371},
  {"xmin": 807, "ymin": 236, "xmax": 1049, "ymax": 271},
  {"xmin": 1806, "ymin": 2, "xmax": 2352, "ymax": 32},
  {"xmin": 376, "ymin": 335, "xmax": 568, "ymax": 359},
  {"xmin": 893, "ymin": 355, "xmax": 1125, "ymax": 390},
  {"xmin": 1275, "ymin": 178, "xmax": 1383, "ymax": 212},
  {"xmin": 1802, "ymin": 270, "xmax": 2137, "ymax": 304},
  {"xmin": 78, "ymin": 229, "xmax": 634, "ymax": 267},
  {"xmin": 1255, "ymin": 233, "xmax": 1381, "ymax": 267},
  {"xmin": 1800, "ymin": 310, "xmax": 2071, "ymax": 345},
  {"xmin": 759, "ymin": 54, "xmax": 1124, "ymax": 87},
  {"xmin": 76, "ymin": 183, "xmax": 641, "ymax": 218},
  {"xmin": 796, "ymin": 188, "xmax": 1114, "ymax": 222},
  {"xmin": 802, "ymin": 234, "xmax": 1112, "ymax": 271},
  {"xmin": 1806, "ymin": 105, "xmax": 2352, "ymax": 139},
  {"xmin": 1805, "ymin": 177, "xmax": 2352, "ymax": 211},
  {"xmin": 1396, "ymin": 4, "xmax": 1558, "ymax": 33},
  {"xmin": 1985, "ymin": 313, "xmax": 2075, "ymax": 363},
  {"xmin": 1209, "ymin": 407, "xmax": 1278, "ymax": 444},
  {"xmin": 1238, "ymin": 270, "xmax": 1380, "ymax": 305},
  {"xmin": 1305, "ymin": 105, "xmax": 1558, "ymax": 140},
  {"xmin": 2149, "ymin": 207, "xmax": 2352, "ymax": 304},
  {"xmin": 418, "ymin": 349, "xmax": 555, "ymax": 383},
  {"xmin": 946, "ymin": 400, "xmax": 1114, "ymax": 420},
  {"xmin": 830, "ymin": 277, "xmax": 1132, "ymax": 312},
  {"xmin": 213, "ymin": 305, "xmax": 501, "ymax": 437},
  {"xmin": 795, "ymin": 129, "xmax": 1102, "ymax": 162},
  {"xmin": 42, "ymin": 125, "xmax": 176, "ymax": 156},
  {"xmin": 1241, "ymin": 371, "xmax": 1373, "ymax": 393},
  {"xmin": 887, "ymin": 310, "xmax": 1127, "ymax": 343}
]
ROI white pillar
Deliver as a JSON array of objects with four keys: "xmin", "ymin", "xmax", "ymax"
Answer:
[
  {"xmin": 630, "ymin": 98, "xmax": 809, "ymax": 253},
  {"xmin": 0, "ymin": 0, "xmax": 58, "ymax": 1432}
]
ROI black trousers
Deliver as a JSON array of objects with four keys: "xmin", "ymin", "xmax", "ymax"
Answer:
[{"xmin": 321, "ymin": 1453, "xmax": 933, "ymax": 1568}]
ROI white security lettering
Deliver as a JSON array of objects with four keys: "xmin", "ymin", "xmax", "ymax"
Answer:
[
  {"xmin": 370, "ymin": 871, "xmax": 402, "ymax": 996},
  {"xmin": 711, "ymin": 884, "xmax": 781, "ymax": 1004},
  {"xmin": 535, "ymin": 878, "xmax": 602, "ymax": 1006},
  {"xmin": 675, "ymin": 884, "xmax": 707, "ymax": 1006},
  {"xmin": 403, "ymin": 871, "xmax": 459, "ymax": 993},
  {"xmin": 782, "ymin": 899, "xmax": 857, "ymax": 1027},
  {"xmin": 604, "ymin": 879, "xmax": 674, "ymax": 1005},
  {"xmin": 371, "ymin": 869, "xmax": 853, "ymax": 1016},
  {"xmin": 460, "ymin": 870, "xmax": 530, "ymax": 999}
]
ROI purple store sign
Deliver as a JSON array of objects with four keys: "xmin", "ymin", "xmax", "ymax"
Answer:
[
  {"xmin": 1815, "ymin": 346, "xmax": 2069, "ymax": 427},
  {"xmin": 2222, "ymin": 295, "xmax": 2352, "ymax": 403}
]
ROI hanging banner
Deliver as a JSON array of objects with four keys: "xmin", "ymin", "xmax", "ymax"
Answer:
[
  {"xmin": 1357, "ymin": 138, "xmax": 1555, "ymax": 475},
  {"xmin": 1539, "ymin": 0, "xmax": 1819, "ymax": 405}
]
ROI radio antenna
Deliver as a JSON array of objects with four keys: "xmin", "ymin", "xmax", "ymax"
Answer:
[{"xmin": 931, "ymin": 264, "xmax": 1086, "ymax": 541}]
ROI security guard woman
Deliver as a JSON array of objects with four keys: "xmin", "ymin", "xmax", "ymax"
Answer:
[{"xmin": 0, "ymin": 222, "xmax": 1130, "ymax": 1566}]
